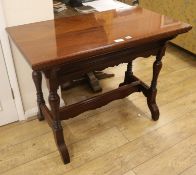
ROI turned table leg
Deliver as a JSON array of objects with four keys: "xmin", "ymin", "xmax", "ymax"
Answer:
[
  {"xmin": 32, "ymin": 71, "xmax": 45, "ymax": 121},
  {"xmin": 119, "ymin": 61, "xmax": 134, "ymax": 87},
  {"xmin": 48, "ymin": 69, "xmax": 70, "ymax": 164},
  {"xmin": 147, "ymin": 44, "xmax": 167, "ymax": 121}
]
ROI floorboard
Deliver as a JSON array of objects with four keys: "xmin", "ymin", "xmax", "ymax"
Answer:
[{"xmin": 1, "ymin": 45, "xmax": 196, "ymax": 175}]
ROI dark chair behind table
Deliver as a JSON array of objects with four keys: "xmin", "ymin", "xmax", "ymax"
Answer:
[
  {"xmin": 120, "ymin": 0, "xmax": 139, "ymax": 5},
  {"xmin": 64, "ymin": 0, "xmax": 139, "ymax": 7}
]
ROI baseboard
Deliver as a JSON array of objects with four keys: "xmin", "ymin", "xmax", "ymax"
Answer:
[
  {"xmin": 24, "ymin": 101, "xmax": 65, "ymax": 119},
  {"xmin": 169, "ymin": 42, "xmax": 196, "ymax": 56},
  {"xmin": 24, "ymin": 106, "xmax": 38, "ymax": 119}
]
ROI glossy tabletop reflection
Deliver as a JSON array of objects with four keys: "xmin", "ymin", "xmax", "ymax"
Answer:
[{"xmin": 6, "ymin": 7, "xmax": 191, "ymax": 70}]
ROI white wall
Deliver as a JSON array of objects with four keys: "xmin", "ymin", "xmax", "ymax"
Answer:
[
  {"xmin": 2, "ymin": 0, "xmax": 54, "ymax": 26},
  {"xmin": 2, "ymin": 0, "xmax": 54, "ymax": 118}
]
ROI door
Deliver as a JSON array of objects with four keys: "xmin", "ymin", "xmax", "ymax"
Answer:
[{"xmin": 0, "ymin": 41, "xmax": 18, "ymax": 126}]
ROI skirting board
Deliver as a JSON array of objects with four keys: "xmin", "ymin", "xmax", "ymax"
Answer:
[{"xmin": 24, "ymin": 100, "xmax": 65, "ymax": 119}]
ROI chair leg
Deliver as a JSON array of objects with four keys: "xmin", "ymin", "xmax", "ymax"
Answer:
[
  {"xmin": 147, "ymin": 44, "xmax": 167, "ymax": 121},
  {"xmin": 48, "ymin": 69, "xmax": 70, "ymax": 164},
  {"xmin": 32, "ymin": 71, "xmax": 45, "ymax": 121},
  {"xmin": 86, "ymin": 72, "xmax": 102, "ymax": 92}
]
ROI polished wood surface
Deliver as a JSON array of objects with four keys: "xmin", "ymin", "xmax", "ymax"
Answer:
[{"xmin": 7, "ymin": 7, "xmax": 191, "ymax": 70}]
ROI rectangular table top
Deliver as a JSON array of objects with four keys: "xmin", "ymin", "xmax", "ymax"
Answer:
[{"xmin": 6, "ymin": 6, "xmax": 191, "ymax": 70}]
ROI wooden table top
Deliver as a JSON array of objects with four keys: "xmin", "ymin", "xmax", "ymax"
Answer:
[{"xmin": 6, "ymin": 7, "xmax": 191, "ymax": 70}]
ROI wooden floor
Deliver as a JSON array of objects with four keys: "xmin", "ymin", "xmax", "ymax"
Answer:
[{"xmin": 0, "ymin": 44, "xmax": 196, "ymax": 175}]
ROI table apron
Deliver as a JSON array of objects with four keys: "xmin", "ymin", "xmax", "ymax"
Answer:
[{"xmin": 54, "ymin": 41, "xmax": 163, "ymax": 84}]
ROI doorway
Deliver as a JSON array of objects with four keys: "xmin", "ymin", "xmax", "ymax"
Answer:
[
  {"xmin": 0, "ymin": 41, "xmax": 18, "ymax": 126},
  {"xmin": 0, "ymin": 0, "xmax": 23, "ymax": 126}
]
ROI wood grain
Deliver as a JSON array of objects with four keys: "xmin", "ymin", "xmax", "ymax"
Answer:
[
  {"xmin": 180, "ymin": 165, "xmax": 196, "ymax": 175},
  {"xmin": 133, "ymin": 128, "xmax": 196, "ymax": 175},
  {"xmin": 1, "ymin": 127, "xmax": 127, "ymax": 174}
]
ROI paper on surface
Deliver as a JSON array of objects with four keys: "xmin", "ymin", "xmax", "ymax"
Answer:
[{"xmin": 83, "ymin": 0, "xmax": 132, "ymax": 12}]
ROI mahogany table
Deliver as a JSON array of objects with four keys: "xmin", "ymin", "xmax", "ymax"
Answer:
[{"xmin": 7, "ymin": 7, "xmax": 191, "ymax": 164}]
